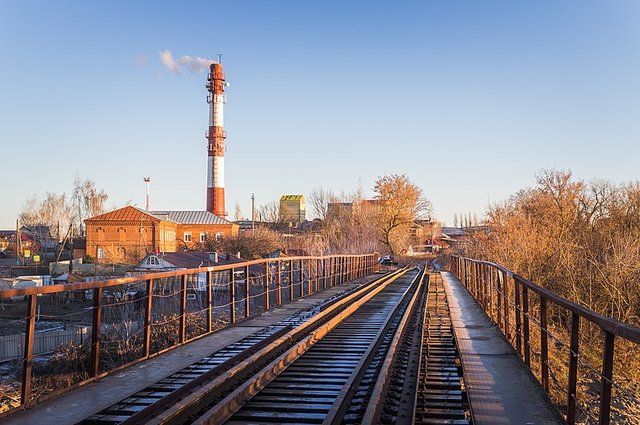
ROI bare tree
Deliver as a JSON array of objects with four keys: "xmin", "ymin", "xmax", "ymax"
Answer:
[
  {"xmin": 234, "ymin": 202, "xmax": 243, "ymax": 221},
  {"xmin": 72, "ymin": 176, "xmax": 108, "ymax": 236},
  {"xmin": 257, "ymin": 201, "xmax": 282, "ymax": 224},
  {"xmin": 309, "ymin": 187, "xmax": 337, "ymax": 221},
  {"xmin": 20, "ymin": 193, "xmax": 73, "ymax": 242}
]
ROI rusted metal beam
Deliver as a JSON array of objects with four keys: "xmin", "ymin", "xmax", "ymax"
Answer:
[
  {"xmin": 567, "ymin": 313, "xmax": 580, "ymax": 425},
  {"xmin": 20, "ymin": 294, "xmax": 37, "ymax": 405},
  {"xmin": 90, "ymin": 286, "xmax": 103, "ymax": 377},
  {"xmin": 180, "ymin": 274, "xmax": 188, "ymax": 343},
  {"xmin": 229, "ymin": 268, "xmax": 236, "ymax": 324},
  {"xmin": 144, "ymin": 279, "xmax": 154, "ymax": 357},
  {"xmin": 244, "ymin": 265, "xmax": 250, "ymax": 319},
  {"xmin": 599, "ymin": 331, "xmax": 615, "ymax": 425},
  {"xmin": 522, "ymin": 286, "xmax": 530, "ymax": 367},
  {"xmin": 540, "ymin": 297, "xmax": 549, "ymax": 392}
]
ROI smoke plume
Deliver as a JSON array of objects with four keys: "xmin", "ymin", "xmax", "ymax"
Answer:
[{"xmin": 159, "ymin": 50, "xmax": 216, "ymax": 76}]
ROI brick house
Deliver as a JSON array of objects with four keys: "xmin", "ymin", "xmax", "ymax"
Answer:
[
  {"xmin": 150, "ymin": 210, "xmax": 239, "ymax": 250},
  {"xmin": 84, "ymin": 206, "xmax": 238, "ymax": 263}
]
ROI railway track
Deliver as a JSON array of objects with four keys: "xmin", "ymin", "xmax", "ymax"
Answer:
[
  {"xmin": 81, "ymin": 268, "xmax": 410, "ymax": 425},
  {"xmin": 360, "ymin": 272, "xmax": 470, "ymax": 425},
  {"xmin": 82, "ymin": 268, "xmax": 472, "ymax": 425},
  {"xmin": 150, "ymin": 268, "xmax": 422, "ymax": 425},
  {"xmin": 413, "ymin": 273, "xmax": 469, "ymax": 425}
]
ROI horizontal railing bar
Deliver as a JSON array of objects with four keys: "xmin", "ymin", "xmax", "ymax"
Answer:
[
  {"xmin": 455, "ymin": 256, "xmax": 640, "ymax": 344},
  {"xmin": 0, "ymin": 254, "xmax": 377, "ymax": 298}
]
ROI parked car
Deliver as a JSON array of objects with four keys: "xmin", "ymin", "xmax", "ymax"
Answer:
[{"xmin": 379, "ymin": 254, "xmax": 394, "ymax": 265}]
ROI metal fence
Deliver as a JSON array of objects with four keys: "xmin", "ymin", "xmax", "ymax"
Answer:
[
  {"xmin": 0, "ymin": 326, "xmax": 90, "ymax": 362},
  {"xmin": 450, "ymin": 256, "xmax": 640, "ymax": 425},
  {"xmin": 0, "ymin": 253, "xmax": 378, "ymax": 415}
]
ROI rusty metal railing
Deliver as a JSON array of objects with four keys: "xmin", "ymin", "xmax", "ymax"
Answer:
[
  {"xmin": 0, "ymin": 253, "xmax": 378, "ymax": 416},
  {"xmin": 450, "ymin": 256, "xmax": 640, "ymax": 425}
]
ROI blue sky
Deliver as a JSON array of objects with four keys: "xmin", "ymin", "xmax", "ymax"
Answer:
[{"xmin": 1, "ymin": 1, "xmax": 639, "ymax": 229}]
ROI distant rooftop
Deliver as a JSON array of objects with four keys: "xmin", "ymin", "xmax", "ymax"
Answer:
[{"xmin": 150, "ymin": 210, "xmax": 232, "ymax": 225}]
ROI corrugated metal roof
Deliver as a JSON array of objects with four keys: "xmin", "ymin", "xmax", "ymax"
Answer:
[
  {"xmin": 85, "ymin": 206, "xmax": 162, "ymax": 222},
  {"xmin": 150, "ymin": 211, "xmax": 231, "ymax": 225}
]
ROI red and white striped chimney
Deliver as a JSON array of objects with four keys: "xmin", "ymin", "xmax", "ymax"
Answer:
[{"xmin": 206, "ymin": 63, "xmax": 226, "ymax": 217}]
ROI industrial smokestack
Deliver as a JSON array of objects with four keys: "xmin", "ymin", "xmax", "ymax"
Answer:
[
  {"xmin": 144, "ymin": 177, "xmax": 151, "ymax": 210},
  {"xmin": 206, "ymin": 62, "xmax": 227, "ymax": 217}
]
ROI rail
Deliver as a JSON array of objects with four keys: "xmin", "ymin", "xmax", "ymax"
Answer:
[
  {"xmin": 450, "ymin": 256, "xmax": 640, "ymax": 425},
  {"xmin": 0, "ymin": 253, "xmax": 378, "ymax": 416}
]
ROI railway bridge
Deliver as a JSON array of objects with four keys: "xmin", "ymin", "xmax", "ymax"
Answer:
[{"xmin": 0, "ymin": 254, "xmax": 638, "ymax": 424}]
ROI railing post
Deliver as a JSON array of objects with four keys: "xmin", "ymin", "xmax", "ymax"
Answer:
[
  {"xmin": 245, "ymin": 265, "xmax": 250, "ymax": 318},
  {"xmin": 489, "ymin": 267, "xmax": 494, "ymax": 322},
  {"xmin": 230, "ymin": 268, "xmax": 236, "ymax": 324},
  {"xmin": 540, "ymin": 296, "xmax": 549, "ymax": 392},
  {"xmin": 20, "ymin": 294, "xmax": 37, "ymax": 405},
  {"xmin": 315, "ymin": 258, "xmax": 319, "ymax": 292},
  {"xmin": 263, "ymin": 263, "xmax": 269, "ymax": 311},
  {"xmin": 567, "ymin": 313, "xmax": 580, "ymax": 425},
  {"xmin": 599, "ymin": 331, "xmax": 615, "ymax": 425},
  {"xmin": 497, "ymin": 269, "xmax": 503, "ymax": 330},
  {"xmin": 522, "ymin": 285, "xmax": 530, "ymax": 367},
  {"xmin": 206, "ymin": 271, "xmax": 212, "ymax": 333},
  {"xmin": 323, "ymin": 258, "xmax": 328, "ymax": 289},
  {"xmin": 503, "ymin": 271, "xmax": 510, "ymax": 341},
  {"xmin": 308, "ymin": 258, "xmax": 313, "ymax": 294},
  {"xmin": 484, "ymin": 266, "xmax": 490, "ymax": 310},
  {"xmin": 144, "ymin": 279, "xmax": 153, "ymax": 357},
  {"xmin": 90, "ymin": 286, "xmax": 103, "ymax": 377},
  {"xmin": 180, "ymin": 274, "xmax": 187, "ymax": 343},
  {"xmin": 276, "ymin": 261, "xmax": 282, "ymax": 305},
  {"xmin": 515, "ymin": 278, "xmax": 522, "ymax": 357},
  {"xmin": 289, "ymin": 259, "xmax": 295, "ymax": 300},
  {"xmin": 300, "ymin": 258, "xmax": 308, "ymax": 298}
]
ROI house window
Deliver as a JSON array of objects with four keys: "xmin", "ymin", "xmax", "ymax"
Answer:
[
  {"xmin": 97, "ymin": 228, "xmax": 105, "ymax": 241},
  {"xmin": 200, "ymin": 232, "xmax": 207, "ymax": 243},
  {"xmin": 147, "ymin": 255, "xmax": 159, "ymax": 266},
  {"xmin": 215, "ymin": 232, "xmax": 224, "ymax": 241},
  {"xmin": 97, "ymin": 248, "xmax": 105, "ymax": 259},
  {"xmin": 184, "ymin": 232, "xmax": 192, "ymax": 242},
  {"xmin": 118, "ymin": 227, "xmax": 126, "ymax": 241}
]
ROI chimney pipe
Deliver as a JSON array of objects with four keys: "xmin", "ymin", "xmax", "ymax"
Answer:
[{"xmin": 206, "ymin": 61, "xmax": 227, "ymax": 217}]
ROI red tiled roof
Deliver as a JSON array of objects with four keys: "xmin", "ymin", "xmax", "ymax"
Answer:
[{"xmin": 85, "ymin": 206, "xmax": 162, "ymax": 223}]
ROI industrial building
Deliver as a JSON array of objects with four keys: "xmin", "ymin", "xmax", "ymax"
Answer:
[{"xmin": 279, "ymin": 195, "xmax": 306, "ymax": 226}]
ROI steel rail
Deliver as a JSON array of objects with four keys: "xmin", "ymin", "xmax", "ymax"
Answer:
[
  {"xmin": 413, "ymin": 272, "xmax": 469, "ymax": 425},
  {"xmin": 360, "ymin": 269, "xmax": 428, "ymax": 424},
  {"xmin": 321, "ymin": 268, "xmax": 424, "ymax": 425},
  {"xmin": 80, "ymin": 269, "xmax": 400, "ymax": 425},
  {"xmin": 144, "ymin": 268, "xmax": 409, "ymax": 425}
]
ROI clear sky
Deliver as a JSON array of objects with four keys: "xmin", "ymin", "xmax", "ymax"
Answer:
[{"xmin": 1, "ymin": 1, "xmax": 639, "ymax": 229}]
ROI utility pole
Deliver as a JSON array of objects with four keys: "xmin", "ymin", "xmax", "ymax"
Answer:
[
  {"xmin": 251, "ymin": 193, "xmax": 255, "ymax": 232},
  {"xmin": 144, "ymin": 177, "xmax": 151, "ymax": 210},
  {"xmin": 16, "ymin": 219, "xmax": 20, "ymax": 266}
]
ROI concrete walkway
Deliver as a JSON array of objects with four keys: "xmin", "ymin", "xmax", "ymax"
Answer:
[
  {"xmin": 441, "ymin": 272, "xmax": 565, "ymax": 425},
  {"xmin": 2, "ymin": 277, "xmax": 371, "ymax": 425}
]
